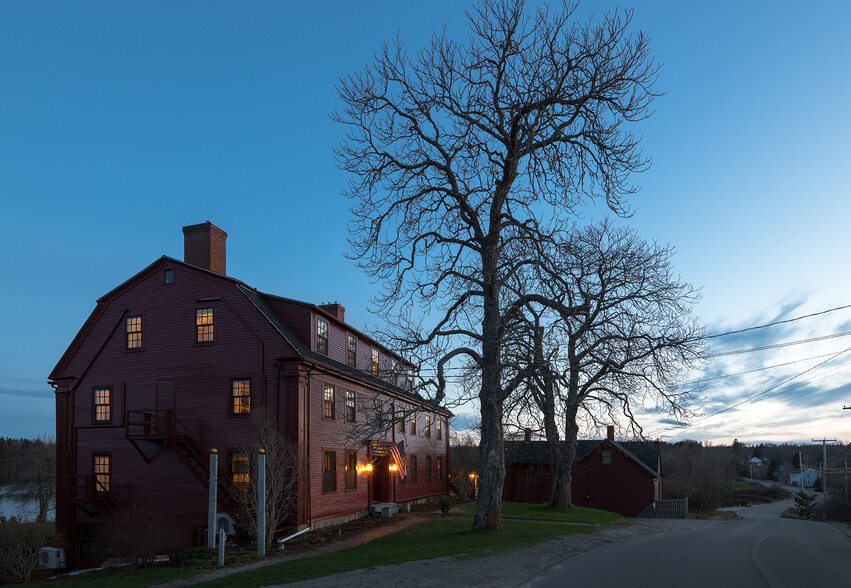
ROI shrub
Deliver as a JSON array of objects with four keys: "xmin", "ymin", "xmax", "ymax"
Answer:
[
  {"xmin": 100, "ymin": 502, "xmax": 178, "ymax": 566},
  {"xmin": 169, "ymin": 547, "xmax": 217, "ymax": 568},
  {"xmin": 437, "ymin": 495, "xmax": 452, "ymax": 517},
  {"xmin": 0, "ymin": 519, "xmax": 53, "ymax": 584}
]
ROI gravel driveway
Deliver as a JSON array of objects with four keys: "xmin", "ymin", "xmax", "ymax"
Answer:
[{"xmin": 275, "ymin": 517, "xmax": 728, "ymax": 588}]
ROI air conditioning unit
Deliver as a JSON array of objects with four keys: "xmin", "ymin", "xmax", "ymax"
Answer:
[
  {"xmin": 39, "ymin": 547, "xmax": 65, "ymax": 570},
  {"xmin": 216, "ymin": 513, "xmax": 236, "ymax": 535}
]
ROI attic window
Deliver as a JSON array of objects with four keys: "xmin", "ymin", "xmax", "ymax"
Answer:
[
  {"xmin": 196, "ymin": 308, "xmax": 214, "ymax": 343},
  {"xmin": 163, "ymin": 269, "xmax": 174, "ymax": 285},
  {"xmin": 125, "ymin": 316, "xmax": 142, "ymax": 350},
  {"xmin": 602, "ymin": 449, "xmax": 612, "ymax": 465}
]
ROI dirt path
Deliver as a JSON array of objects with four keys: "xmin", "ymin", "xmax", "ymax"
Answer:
[{"xmin": 152, "ymin": 513, "xmax": 433, "ymax": 587}]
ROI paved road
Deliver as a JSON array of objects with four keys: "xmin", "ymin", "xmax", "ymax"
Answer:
[{"xmin": 523, "ymin": 501, "xmax": 851, "ymax": 587}]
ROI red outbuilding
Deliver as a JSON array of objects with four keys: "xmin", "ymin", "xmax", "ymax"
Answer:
[
  {"xmin": 49, "ymin": 222, "xmax": 451, "ymax": 568},
  {"xmin": 504, "ymin": 426, "xmax": 662, "ymax": 516}
]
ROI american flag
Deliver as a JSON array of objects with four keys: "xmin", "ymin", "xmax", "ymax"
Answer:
[{"xmin": 389, "ymin": 442, "xmax": 407, "ymax": 477}]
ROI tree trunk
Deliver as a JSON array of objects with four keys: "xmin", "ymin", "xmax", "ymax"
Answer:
[{"xmin": 474, "ymin": 240, "xmax": 505, "ymax": 531}]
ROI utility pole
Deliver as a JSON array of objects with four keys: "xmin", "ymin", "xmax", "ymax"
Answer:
[
  {"xmin": 813, "ymin": 438, "xmax": 836, "ymax": 519},
  {"xmin": 799, "ymin": 450, "xmax": 804, "ymax": 491}
]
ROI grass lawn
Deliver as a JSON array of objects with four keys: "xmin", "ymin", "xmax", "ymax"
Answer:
[
  {"xmin": 199, "ymin": 512, "xmax": 605, "ymax": 587},
  {"xmin": 732, "ymin": 480, "xmax": 761, "ymax": 490},
  {"xmin": 452, "ymin": 501, "xmax": 625, "ymax": 525},
  {"xmin": 12, "ymin": 566, "xmax": 204, "ymax": 588}
]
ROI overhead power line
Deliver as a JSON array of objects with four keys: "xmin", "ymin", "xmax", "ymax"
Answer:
[
  {"xmin": 711, "ymin": 330, "xmax": 851, "ymax": 357},
  {"xmin": 705, "ymin": 303, "xmax": 851, "ymax": 339}
]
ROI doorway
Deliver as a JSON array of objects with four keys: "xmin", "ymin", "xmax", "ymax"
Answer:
[{"xmin": 373, "ymin": 456, "xmax": 393, "ymax": 503}]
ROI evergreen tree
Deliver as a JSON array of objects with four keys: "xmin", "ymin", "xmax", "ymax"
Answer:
[{"xmin": 794, "ymin": 491, "xmax": 817, "ymax": 520}]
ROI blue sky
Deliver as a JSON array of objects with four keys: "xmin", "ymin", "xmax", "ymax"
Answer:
[{"xmin": 2, "ymin": 1, "xmax": 850, "ymax": 445}]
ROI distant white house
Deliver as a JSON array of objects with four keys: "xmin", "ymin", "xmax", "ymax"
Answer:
[{"xmin": 789, "ymin": 469, "xmax": 819, "ymax": 488}]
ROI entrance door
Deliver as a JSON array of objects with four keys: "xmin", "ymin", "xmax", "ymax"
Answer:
[{"xmin": 373, "ymin": 456, "xmax": 392, "ymax": 503}]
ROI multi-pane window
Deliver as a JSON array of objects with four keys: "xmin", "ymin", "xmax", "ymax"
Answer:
[
  {"xmin": 317, "ymin": 318, "xmax": 328, "ymax": 355},
  {"xmin": 410, "ymin": 455, "xmax": 418, "ymax": 484},
  {"xmin": 409, "ymin": 411, "xmax": 416, "ymax": 434},
  {"xmin": 323, "ymin": 451, "xmax": 336, "ymax": 492},
  {"xmin": 391, "ymin": 360, "xmax": 398, "ymax": 386},
  {"xmin": 426, "ymin": 456, "xmax": 432, "ymax": 482},
  {"xmin": 371, "ymin": 348, "xmax": 379, "ymax": 376},
  {"xmin": 345, "ymin": 390, "xmax": 356, "ymax": 423},
  {"xmin": 425, "ymin": 416, "xmax": 431, "ymax": 438},
  {"xmin": 232, "ymin": 379, "xmax": 250, "ymax": 415},
  {"xmin": 437, "ymin": 457, "xmax": 443, "ymax": 481},
  {"xmin": 125, "ymin": 316, "xmax": 142, "ymax": 350},
  {"xmin": 196, "ymin": 308, "xmax": 214, "ymax": 343},
  {"xmin": 345, "ymin": 452, "xmax": 357, "ymax": 490},
  {"xmin": 347, "ymin": 334, "xmax": 357, "ymax": 368},
  {"xmin": 398, "ymin": 407, "xmax": 405, "ymax": 433},
  {"xmin": 374, "ymin": 399, "xmax": 384, "ymax": 427},
  {"xmin": 94, "ymin": 454, "xmax": 110, "ymax": 493},
  {"xmin": 323, "ymin": 384, "xmax": 335, "ymax": 419},
  {"xmin": 232, "ymin": 452, "xmax": 249, "ymax": 491},
  {"xmin": 94, "ymin": 388, "xmax": 111, "ymax": 423},
  {"xmin": 602, "ymin": 449, "xmax": 612, "ymax": 465},
  {"xmin": 436, "ymin": 418, "xmax": 442, "ymax": 440}
]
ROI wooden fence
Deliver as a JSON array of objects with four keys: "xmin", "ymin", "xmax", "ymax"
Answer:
[{"xmin": 652, "ymin": 498, "xmax": 688, "ymax": 518}]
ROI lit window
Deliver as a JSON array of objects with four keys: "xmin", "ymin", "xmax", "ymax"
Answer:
[
  {"xmin": 323, "ymin": 384, "xmax": 335, "ymax": 419},
  {"xmin": 163, "ymin": 269, "xmax": 174, "ymax": 285},
  {"xmin": 94, "ymin": 454, "xmax": 110, "ymax": 493},
  {"xmin": 323, "ymin": 451, "xmax": 336, "ymax": 492},
  {"xmin": 345, "ymin": 452, "xmax": 357, "ymax": 490},
  {"xmin": 426, "ymin": 456, "xmax": 432, "ymax": 482},
  {"xmin": 410, "ymin": 455, "xmax": 418, "ymax": 484},
  {"xmin": 437, "ymin": 457, "xmax": 442, "ymax": 481},
  {"xmin": 317, "ymin": 318, "xmax": 328, "ymax": 355},
  {"xmin": 602, "ymin": 449, "xmax": 612, "ymax": 465},
  {"xmin": 409, "ymin": 411, "xmax": 416, "ymax": 434},
  {"xmin": 232, "ymin": 452, "xmax": 249, "ymax": 491},
  {"xmin": 94, "ymin": 388, "xmax": 111, "ymax": 423},
  {"xmin": 196, "ymin": 308, "xmax": 214, "ymax": 343},
  {"xmin": 425, "ymin": 416, "xmax": 431, "ymax": 438},
  {"xmin": 232, "ymin": 379, "xmax": 250, "ymax": 415},
  {"xmin": 345, "ymin": 390, "xmax": 356, "ymax": 423},
  {"xmin": 347, "ymin": 334, "xmax": 357, "ymax": 367},
  {"xmin": 391, "ymin": 360, "xmax": 398, "ymax": 386},
  {"xmin": 436, "ymin": 418, "xmax": 442, "ymax": 440},
  {"xmin": 371, "ymin": 348, "xmax": 379, "ymax": 376},
  {"xmin": 125, "ymin": 316, "xmax": 142, "ymax": 350},
  {"xmin": 374, "ymin": 399, "xmax": 384, "ymax": 427}
]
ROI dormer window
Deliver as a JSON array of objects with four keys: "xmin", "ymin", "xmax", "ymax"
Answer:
[
  {"xmin": 125, "ymin": 316, "xmax": 142, "ymax": 350},
  {"xmin": 347, "ymin": 334, "xmax": 357, "ymax": 368},
  {"xmin": 317, "ymin": 318, "xmax": 329, "ymax": 355},
  {"xmin": 371, "ymin": 348, "xmax": 379, "ymax": 376}
]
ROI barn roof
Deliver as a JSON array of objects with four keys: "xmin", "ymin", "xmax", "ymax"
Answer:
[{"xmin": 505, "ymin": 438, "xmax": 661, "ymax": 476}]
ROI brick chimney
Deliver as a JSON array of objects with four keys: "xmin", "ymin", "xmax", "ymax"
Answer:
[
  {"xmin": 319, "ymin": 302, "xmax": 345, "ymax": 322},
  {"xmin": 524, "ymin": 427, "xmax": 532, "ymax": 442},
  {"xmin": 606, "ymin": 425, "xmax": 615, "ymax": 441},
  {"xmin": 182, "ymin": 221, "xmax": 227, "ymax": 275}
]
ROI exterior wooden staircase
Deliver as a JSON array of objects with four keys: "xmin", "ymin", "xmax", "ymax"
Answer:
[{"xmin": 125, "ymin": 410, "xmax": 244, "ymax": 522}]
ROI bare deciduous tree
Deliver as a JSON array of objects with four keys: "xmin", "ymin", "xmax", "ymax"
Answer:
[
  {"xmin": 335, "ymin": 0, "xmax": 658, "ymax": 530},
  {"xmin": 6, "ymin": 436, "xmax": 55, "ymax": 522},
  {"xmin": 506, "ymin": 222, "xmax": 705, "ymax": 507},
  {"xmin": 231, "ymin": 409, "xmax": 302, "ymax": 552}
]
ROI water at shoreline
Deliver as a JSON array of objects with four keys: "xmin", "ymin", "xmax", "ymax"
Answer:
[{"xmin": 0, "ymin": 491, "xmax": 55, "ymax": 522}]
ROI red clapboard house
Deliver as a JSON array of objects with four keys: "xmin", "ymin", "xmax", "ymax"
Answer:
[
  {"xmin": 49, "ymin": 222, "xmax": 451, "ymax": 568},
  {"xmin": 503, "ymin": 426, "xmax": 662, "ymax": 516}
]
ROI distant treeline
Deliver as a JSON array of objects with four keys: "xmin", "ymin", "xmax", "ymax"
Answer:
[{"xmin": 0, "ymin": 437, "xmax": 55, "ymax": 487}]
